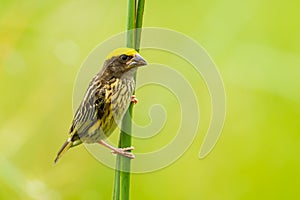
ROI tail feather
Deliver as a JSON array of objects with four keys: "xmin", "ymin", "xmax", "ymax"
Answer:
[{"xmin": 54, "ymin": 138, "xmax": 72, "ymax": 164}]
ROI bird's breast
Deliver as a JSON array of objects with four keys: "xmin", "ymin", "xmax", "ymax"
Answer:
[{"xmin": 110, "ymin": 78, "xmax": 135, "ymax": 123}]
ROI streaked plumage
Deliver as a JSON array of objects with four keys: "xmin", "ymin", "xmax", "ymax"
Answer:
[{"xmin": 54, "ymin": 48, "xmax": 147, "ymax": 163}]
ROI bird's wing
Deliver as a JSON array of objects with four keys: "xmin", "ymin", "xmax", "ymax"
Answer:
[
  {"xmin": 54, "ymin": 79, "xmax": 108, "ymax": 162},
  {"xmin": 69, "ymin": 79, "xmax": 109, "ymax": 139}
]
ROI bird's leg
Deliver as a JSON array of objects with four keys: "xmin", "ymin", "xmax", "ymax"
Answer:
[
  {"xmin": 98, "ymin": 140, "xmax": 135, "ymax": 159},
  {"xmin": 131, "ymin": 95, "xmax": 138, "ymax": 104}
]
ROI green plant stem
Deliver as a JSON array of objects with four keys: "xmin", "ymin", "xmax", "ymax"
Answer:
[
  {"xmin": 113, "ymin": 0, "xmax": 145, "ymax": 200},
  {"xmin": 135, "ymin": 0, "xmax": 145, "ymax": 51},
  {"xmin": 126, "ymin": 0, "xmax": 136, "ymax": 48},
  {"xmin": 112, "ymin": 157, "xmax": 120, "ymax": 200}
]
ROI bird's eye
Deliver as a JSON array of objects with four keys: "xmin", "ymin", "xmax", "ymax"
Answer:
[{"xmin": 120, "ymin": 54, "xmax": 130, "ymax": 61}]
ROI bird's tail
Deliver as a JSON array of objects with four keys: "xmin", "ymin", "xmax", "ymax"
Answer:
[{"xmin": 54, "ymin": 138, "xmax": 72, "ymax": 164}]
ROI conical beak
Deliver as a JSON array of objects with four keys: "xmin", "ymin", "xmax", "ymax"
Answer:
[{"xmin": 128, "ymin": 53, "xmax": 147, "ymax": 67}]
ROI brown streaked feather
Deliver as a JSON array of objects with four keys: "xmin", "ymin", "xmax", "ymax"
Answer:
[{"xmin": 54, "ymin": 138, "xmax": 72, "ymax": 163}]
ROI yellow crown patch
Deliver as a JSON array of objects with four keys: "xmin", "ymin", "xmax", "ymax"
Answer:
[{"xmin": 106, "ymin": 48, "xmax": 137, "ymax": 60}]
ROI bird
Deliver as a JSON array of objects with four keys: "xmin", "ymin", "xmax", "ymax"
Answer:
[{"xmin": 54, "ymin": 48, "xmax": 147, "ymax": 163}]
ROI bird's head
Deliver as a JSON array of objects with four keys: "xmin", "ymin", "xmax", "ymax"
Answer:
[{"xmin": 103, "ymin": 48, "xmax": 147, "ymax": 77}]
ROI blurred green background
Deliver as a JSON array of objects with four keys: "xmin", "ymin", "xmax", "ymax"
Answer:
[{"xmin": 1, "ymin": 0, "xmax": 300, "ymax": 199}]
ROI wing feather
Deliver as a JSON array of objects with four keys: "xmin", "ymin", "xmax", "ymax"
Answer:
[{"xmin": 69, "ymin": 77, "xmax": 110, "ymax": 143}]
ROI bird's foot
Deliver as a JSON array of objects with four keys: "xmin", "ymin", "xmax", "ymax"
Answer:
[
  {"xmin": 131, "ymin": 95, "xmax": 138, "ymax": 104},
  {"xmin": 98, "ymin": 140, "xmax": 135, "ymax": 159},
  {"xmin": 111, "ymin": 146, "xmax": 135, "ymax": 159}
]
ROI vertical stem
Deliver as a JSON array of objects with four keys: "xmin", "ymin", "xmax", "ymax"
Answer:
[
  {"xmin": 135, "ymin": 0, "xmax": 145, "ymax": 51},
  {"xmin": 126, "ymin": 0, "xmax": 136, "ymax": 48},
  {"xmin": 120, "ymin": 1, "xmax": 136, "ymax": 199},
  {"xmin": 112, "ymin": 157, "xmax": 120, "ymax": 200},
  {"xmin": 113, "ymin": 0, "xmax": 145, "ymax": 200}
]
